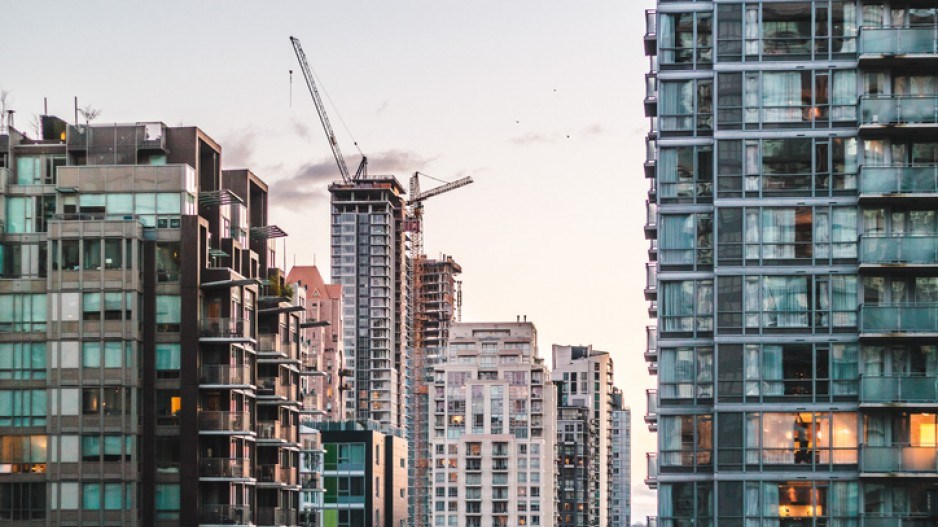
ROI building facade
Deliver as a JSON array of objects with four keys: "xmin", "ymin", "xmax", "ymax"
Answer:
[
  {"xmin": 644, "ymin": 2, "xmax": 938, "ymax": 525},
  {"xmin": 411, "ymin": 255, "xmax": 462, "ymax": 527},
  {"xmin": 329, "ymin": 179, "xmax": 409, "ymax": 431},
  {"xmin": 610, "ymin": 394, "xmax": 630, "ymax": 527},
  {"xmin": 429, "ymin": 321, "xmax": 555, "ymax": 527},
  {"xmin": 551, "ymin": 344, "xmax": 617, "ymax": 527},
  {"xmin": 0, "ymin": 116, "xmax": 317, "ymax": 526}
]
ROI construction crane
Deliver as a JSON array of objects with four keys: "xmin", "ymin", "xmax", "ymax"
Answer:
[
  {"xmin": 406, "ymin": 172, "xmax": 473, "ymax": 259},
  {"xmin": 289, "ymin": 36, "xmax": 367, "ymax": 184}
]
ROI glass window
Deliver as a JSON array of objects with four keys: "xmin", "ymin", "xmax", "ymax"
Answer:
[
  {"xmin": 15, "ymin": 157, "xmax": 40, "ymax": 185},
  {"xmin": 0, "ymin": 390, "xmax": 47, "ymax": 427},
  {"xmin": 0, "ymin": 343, "xmax": 46, "ymax": 380},
  {"xmin": 104, "ymin": 240, "xmax": 122, "ymax": 269},
  {"xmin": 155, "ymin": 344, "xmax": 180, "ymax": 372},
  {"xmin": 156, "ymin": 296, "xmax": 180, "ymax": 332},
  {"xmin": 82, "ymin": 342, "xmax": 101, "ymax": 368},
  {"xmin": 156, "ymin": 243, "xmax": 181, "ymax": 282},
  {"xmin": 82, "ymin": 483, "xmax": 101, "ymax": 510},
  {"xmin": 0, "ymin": 294, "xmax": 47, "ymax": 333},
  {"xmin": 61, "ymin": 240, "xmax": 80, "ymax": 270},
  {"xmin": 83, "ymin": 293, "xmax": 101, "ymax": 321},
  {"xmin": 106, "ymin": 194, "xmax": 133, "ymax": 215},
  {"xmin": 5, "ymin": 197, "xmax": 31, "ymax": 234},
  {"xmin": 155, "ymin": 484, "xmax": 179, "ymax": 519},
  {"xmin": 156, "ymin": 194, "xmax": 180, "ymax": 214},
  {"xmin": 83, "ymin": 240, "xmax": 101, "ymax": 270}
]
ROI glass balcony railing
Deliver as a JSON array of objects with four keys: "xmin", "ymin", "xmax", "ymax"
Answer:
[
  {"xmin": 645, "ymin": 389, "xmax": 658, "ymax": 430},
  {"xmin": 860, "ymin": 235, "xmax": 938, "ymax": 264},
  {"xmin": 860, "ymin": 26, "xmax": 938, "ymax": 56},
  {"xmin": 200, "ymin": 365, "xmax": 252, "ymax": 386},
  {"xmin": 645, "ymin": 453, "xmax": 658, "ymax": 488},
  {"xmin": 861, "ymin": 517, "xmax": 938, "ymax": 527},
  {"xmin": 860, "ymin": 165, "xmax": 938, "ymax": 195},
  {"xmin": 861, "ymin": 444, "xmax": 938, "ymax": 473},
  {"xmin": 257, "ymin": 507, "xmax": 296, "ymax": 527},
  {"xmin": 198, "ymin": 411, "xmax": 252, "ymax": 433},
  {"xmin": 199, "ymin": 317, "xmax": 249, "ymax": 340},
  {"xmin": 645, "ymin": 10, "xmax": 657, "ymax": 56},
  {"xmin": 644, "ymin": 326, "xmax": 657, "ymax": 362},
  {"xmin": 861, "ymin": 303, "xmax": 938, "ymax": 334},
  {"xmin": 199, "ymin": 504, "xmax": 251, "ymax": 525},
  {"xmin": 861, "ymin": 375, "xmax": 938, "ymax": 404},
  {"xmin": 860, "ymin": 95, "xmax": 938, "ymax": 125},
  {"xmin": 645, "ymin": 263, "xmax": 657, "ymax": 299},
  {"xmin": 200, "ymin": 458, "xmax": 251, "ymax": 479}
]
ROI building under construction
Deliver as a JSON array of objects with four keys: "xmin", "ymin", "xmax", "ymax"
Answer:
[{"xmin": 409, "ymin": 255, "xmax": 462, "ymax": 527}]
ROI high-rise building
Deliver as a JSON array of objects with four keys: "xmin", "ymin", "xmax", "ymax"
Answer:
[
  {"xmin": 0, "ymin": 116, "xmax": 318, "ymax": 525},
  {"xmin": 411, "ymin": 255, "xmax": 462, "ymax": 527},
  {"xmin": 644, "ymin": 2, "xmax": 938, "ymax": 525},
  {"xmin": 551, "ymin": 344, "xmax": 617, "ymax": 527},
  {"xmin": 329, "ymin": 178, "xmax": 409, "ymax": 431},
  {"xmin": 429, "ymin": 321, "xmax": 555, "ymax": 527},
  {"xmin": 609, "ymin": 391, "xmax": 630, "ymax": 527}
]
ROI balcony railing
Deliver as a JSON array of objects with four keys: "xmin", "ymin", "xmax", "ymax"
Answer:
[
  {"xmin": 861, "ymin": 517, "xmax": 938, "ymax": 527},
  {"xmin": 645, "ymin": 138, "xmax": 657, "ymax": 178},
  {"xmin": 860, "ymin": 95, "xmax": 938, "ymax": 126},
  {"xmin": 645, "ymin": 453, "xmax": 658, "ymax": 488},
  {"xmin": 860, "ymin": 165, "xmax": 938, "ymax": 195},
  {"xmin": 645, "ymin": 74, "xmax": 658, "ymax": 117},
  {"xmin": 257, "ymin": 420, "xmax": 282, "ymax": 439},
  {"xmin": 861, "ymin": 303, "xmax": 938, "ymax": 334},
  {"xmin": 860, "ymin": 235, "xmax": 938, "ymax": 265},
  {"xmin": 200, "ymin": 365, "xmax": 252, "ymax": 387},
  {"xmin": 200, "ymin": 458, "xmax": 251, "ymax": 479},
  {"xmin": 861, "ymin": 375, "xmax": 938, "ymax": 404},
  {"xmin": 861, "ymin": 444, "xmax": 938, "ymax": 473},
  {"xmin": 199, "ymin": 504, "xmax": 251, "ymax": 525},
  {"xmin": 644, "ymin": 263, "xmax": 657, "ymax": 300},
  {"xmin": 198, "ymin": 411, "xmax": 252, "ymax": 433},
  {"xmin": 257, "ymin": 507, "xmax": 297, "ymax": 526},
  {"xmin": 646, "ymin": 517, "xmax": 658, "ymax": 527},
  {"xmin": 200, "ymin": 317, "xmax": 249, "ymax": 340},
  {"xmin": 257, "ymin": 464, "xmax": 296, "ymax": 486},
  {"xmin": 645, "ymin": 389, "xmax": 658, "ymax": 432},
  {"xmin": 644, "ymin": 326, "xmax": 657, "ymax": 362},
  {"xmin": 860, "ymin": 26, "xmax": 938, "ymax": 56},
  {"xmin": 644, "ymin": 10, "xmax": 657, "ymax": 56},
  {"xmin": 645, "ymin": 201, "xmax": 657, "ymax": 238}
]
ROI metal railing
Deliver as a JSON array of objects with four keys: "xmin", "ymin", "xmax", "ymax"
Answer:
[
  {"xmin": 257, "ymin": 507, "xmax": 296, "ymax": 526},
  {"xmin": 859, "ymin": 26, "xmax": 938, "ymax": 55},
  {"xmin": 860, "ymin": 165, "xmax": 938, "ymax": 194},
  {"xmin": 861, "ymin": 375, "xmax": 938, "ymax": 404},
  {"xmin": 645, "ymin": 453, "xmax": 658, "ymax": 487},
  {"xmin": 200, "ymin": 457, "xmax": 251, "ymax": 479},
  {"xmin": 200, "ymin": 317, "xmax": 248, "ymax": 339},
  {"xmin": 198, "ymin": 504, "xmax": 251, "ymax": 525},
  {"xmin": 645, "ymin": 389, "xmax": 658, "ymax": 423},
  {"xmin": 861, "ymin": 303, "xmax": 938, "ymax": 333},
  {"xmin": 200, "ymin": 365, "xmax": 252, "ymax": 386}
]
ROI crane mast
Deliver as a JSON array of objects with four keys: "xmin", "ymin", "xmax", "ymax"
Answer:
[{"xmin": 290, "ymin": 36, "xmax": 366, "ymax": 184}]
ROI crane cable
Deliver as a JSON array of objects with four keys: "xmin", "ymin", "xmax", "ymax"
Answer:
[{"xmin": 308, "ymin": 64, "xmax": 365, "ymax": 158}]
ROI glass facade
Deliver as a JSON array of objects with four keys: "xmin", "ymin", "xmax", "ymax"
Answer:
[{"xmin": 646, "ymin": 2, "xmax": 938, "ymax": 525}]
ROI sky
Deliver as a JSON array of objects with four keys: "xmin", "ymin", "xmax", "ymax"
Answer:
[{"xmin": 3, "ymin": 0, "xmax": 657, "ymax": 521}]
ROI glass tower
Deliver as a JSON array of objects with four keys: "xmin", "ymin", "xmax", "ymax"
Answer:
[{"xmin": 645, "ymin": 2, "xmax": 938, "ymax": 525}]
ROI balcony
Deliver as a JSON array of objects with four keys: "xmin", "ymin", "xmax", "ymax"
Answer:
[
  {"xmin": 646, "ymin": 518, "xmax": 658, "ymax": 527},
  {"xmin": 644, "ymin": 10, "xmax": 656, "ymax": 56},
  {"xmin": 860, "ymin": 95, "xmax": 938, "ymax": 128},
  {"xmin": 644, "ymin": 200, "xmax": 657, "ymax": 239},
  {"xmin": 199, "ymin": 504, "xmax": 251, "ymax": 526},
  {"xmin": 648, "ymin": 238, "xmax": 658, "ymax": 262},
  {"xmin": 644, "ymin": 326, "xmax": 657, "ymax": 363},
  {"xmin": 200, "ymin": 365, "xmax": 253, "ymax": 388},
  {"xmin": 257, "ymin": 464, "xmax": 297, "ymax": 486},
  {"xmin": 200, "ymin": 317, "xmax": 251, "ymax": 342},
  {"xmin": 648, "ymin": 299, "xmax": 657, "ymax": 318},
  {"xmin": 860, "ymin": 235, "xmax": 938, "ymax": 267},
  {"xmin": 861, "ymin": 444, "xmax": 938, "ymax": 475},
  {"xmin": 257, "ymin": 335, "xmax": 299, "ymax": 362},
  {"xmin": 257, "ymin": 377, "xmax": 292, "ymax": 401},
  {"xmin": 198, "ymin": 411, "xmax": 252, "ymax": 434},
  {"xmin": 257, "ymin": 507, "xmax": 297, "ymax": 526},
  {"xmin": 200, "ymin": 458, "xmax": 252, "ymax": 480},
  {"xmin": 645, "ymin": 453, "xmax": 658, "ymax": 489},
  {"xmin": 644, "ymin": 138, "xmax": 657, "ymax": 178},
  {"xmin": 644, "ymin": 73, "xmax": 657, "ymax": 117},
  {"xmin": 860, "ymin": 165, "xmax": 938, "ymax": 198},
  {"xmin": 859, "ymin": 26, "xmax": 938, "ymax": 63},
  {"xmin": 861, "ymin": 303, "xmax": 938, "ymax": 336},
  {"xmin": 861, "ymin": 375, "xmax": 938, "ymax": 406},
  {"xmin": 645, "ymin": 389, "xmax": 658, "ymax": 432},
  {"xmin": 644, "ymin": 263, "xmax": 657, "ymax": 301}
]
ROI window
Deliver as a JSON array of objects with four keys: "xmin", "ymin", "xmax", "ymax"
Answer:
[
  {"xmin": 0, "ymin": 294, "xmax": 46, "ymax": 333},
  {"xmin": 156, "ymin": 242, "xmax": 181, "ymax": 282},
  {"xmin": 659, "ymin": 213, "xmax": 713, "ymax": 269},
  {"xmin": 156, "ymin": 295, "xmax": 180, "ymax": 332},
  {"xmin": 660, "ymin": 280, "xmax": 713, "ymax": 336},
  {"xmin": 658, "ymin": 145, "xmax": 713, "ymax": 203},
  {"xmin": 0, "ymin": 482, "xmax": 45, "ymax": 520},
  {"xmin": 156, "ymin": 344, "xmax": 180, "ymax": 378},
  {"xmin": 0, "ymin": 435, "xmax": 47, "ymax": 473},
  {"xmin": 0, "ymin": 390, "xmax": 46, "ymax": 427},
  {"xmin": 747, "ymin": 412, "xmax": 857, "ymax": 467},
  {"xmin": 660, "ymin": 79, "xmax": 713, "ymax": 134},
  {"xmin": 660, "ymin": 346, "xmax": 713, "ymax": 402},
  {"xmin": 82, "ymin": 388, "xmax": 126, "ymax": 416},
  {"xmin": 659, "ymin": 12, "xmax": 712, "ymax": 68},
  {"xmin": 103, "ymin": 240, "xmax": 122, "ymax": 269},
  {"xmin": 0, "ymin": 343, "xmax": 46, "ymax": 380},
  {"xmin": 1, "ymin": 242, "xmax": 47, "ymax": 279},
  {"xmin": 155, "ymin": 484, "xmax": 179, "ymax": 520}
]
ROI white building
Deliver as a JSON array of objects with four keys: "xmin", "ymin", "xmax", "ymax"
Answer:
[
  {"xmin": 430, "ymin": 321, "xmax": 555, "ymax": 527},
  {"xmin": 610, "ymin": 397, "xmax": 630, "ymax": 527},
  {"xmin": 551, "ymin": 345, "xmax": 617, "ymax": 527}
]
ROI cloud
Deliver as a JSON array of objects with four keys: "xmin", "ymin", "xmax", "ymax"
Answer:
[
  {"xmin": 291, "ymin": 120, "xmax": 311, "ymax": 140},
  {"xmin": 376, "ymin": 101, "xmax": 389, "ymax": 115},
  {"xmin": 509, "ymin": 132, "xmax": 560, "ymax": 145},
  {"xmin": 269, "ymin": 149, "xmax": 434, "ymax": 209},
  {"xmin": 580, "ymin": 123, "xmax": 606, "ymax": 137},
  {"xmin": 220, "ymin": 127, "xmax": 259, "ymax": 169}
]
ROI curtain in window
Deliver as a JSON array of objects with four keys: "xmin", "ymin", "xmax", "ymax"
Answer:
[
  {"xmin": 745, "ymin": 210, "xmax": 760, "ymax": 259},
  {"xmin": 83, "ymin": 483, "xmax": 101, "ymax": 510},
  {"xmin": 745, "ymin": 414, "xmax": 761, "ymax": 464},
  {"xmin": 661, "ymin": 215, "xmax": 695, "ymax": 265},
  {"xmin": 659, "ymin": 484, "xmax": 673, "ymax": 518},
  {"xmin": 744, "ymin": 345, "xmax": 760, "ymax": 396},
  {"xmin": 697, "ymin": 281, "xmax": 713, "ymax": 331},
  {"xmin": 833, "ymin": 70, "xmax": 858, "ymax": 120},
  {"xmin": 763, "ymin": 276, "xmax": 809, "ymax": 327},
  {"xmin": 662, "ymin": 282, "xmax": 694, "ymax": 332},
  {"xmin": 865, "ymin": 414, "xmax": 886, "ymax": 446},
  {"xmin": 763, "ymin": 208, "xmax": 796, "ymax": 259},
  {"xmin": 745, "ymin": 277, "xmax": 761, "ymax": 328},
  {"xmin": 660, "ymin": 417, "xmax": 682, "ymax": 466},
  {"xmin": 829, "ymin": 482, "xmax": 859, "ymax": 527},
  {"xmin": 5, "ymin": 198, "xmax": 30, "ymax": 234},
  {"xmin": 155, "ymin": 295, "xmax": 181, "ymax": 324},
  {"xmin": 660, "ymin": 14, "xmax": 675, "ymax": 62},
  {"xmin": 156, "ymin": 344, "xmax": 181, "ymax": 371},
  {"xmin": 833, "ymin": 209, "xmax": 858, "ymax": 258},
  {"xmin": 155, "ymin": 484, "xmax": 180, "ymax": 513},
  {"xmin": 661, "ymin": 81, "xmax": 694, "ymax": 130},
  {"xmin": 762, "ymin": 483, "xmax": 781, "ymax": 527},
  {"xmin": 832, "ymin": 276, "xmax": 858, "ymax": 326},
  {"xmin": 697, "ymin": 348, "xmax": 714, "ymax": 398},
  {"xmin": 832, "ymin": 344, "xmax": 859, "ymax": 395},
  {"xmin": 763, "ymin": 72, "xmax": 804, "ymax": 122},
  {"xmin": 762, "ymin": 345, "xmax": 784, "ymax": 395},
  {"xmin": 744, "ymin": 483, "xmax": 761, "ymax": 527},
  {"xmin": 104, "ymin": 483, "xmax": 122, "ymax": 510}
]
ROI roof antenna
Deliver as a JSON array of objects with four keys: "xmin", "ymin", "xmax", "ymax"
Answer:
[{"xmin": 289, "ymin": 70, "xmax": 293, "ymax": 107}]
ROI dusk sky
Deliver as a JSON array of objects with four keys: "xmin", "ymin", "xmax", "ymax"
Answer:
[{"xmin": 4, "ymin": 0, "xmax": 656, "ymax": 518}]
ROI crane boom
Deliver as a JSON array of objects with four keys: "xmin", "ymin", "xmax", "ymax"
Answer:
[
  {"xmin": 407, "ymin": 176, "xmax": 473, "ymax": 205},
  {"xmin": 290, "ymin": 36, "xmax": 357, "ymax": 184}
]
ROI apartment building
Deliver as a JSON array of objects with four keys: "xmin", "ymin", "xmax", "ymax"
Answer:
[
  {"xmin": 429, "ymin": 321, "xmax": 555, "ymax": 527},
  {"xmin": 0, "ymin": 116, "xmax": 314, "ymax": 526},
  {"xmin": 610, "ymin": 393, "xmax": 630, "ymax": 527},
  {"xmin": 551, "ymin": 344, "xmax": 617, "ymax": 527},
  {"xmin": 644, "ymin": 2, "xmax": 938, "ymax": 525},
  {"xmin": 329, "ymin": 178, "xmax": 409, "ymax": 431}
]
